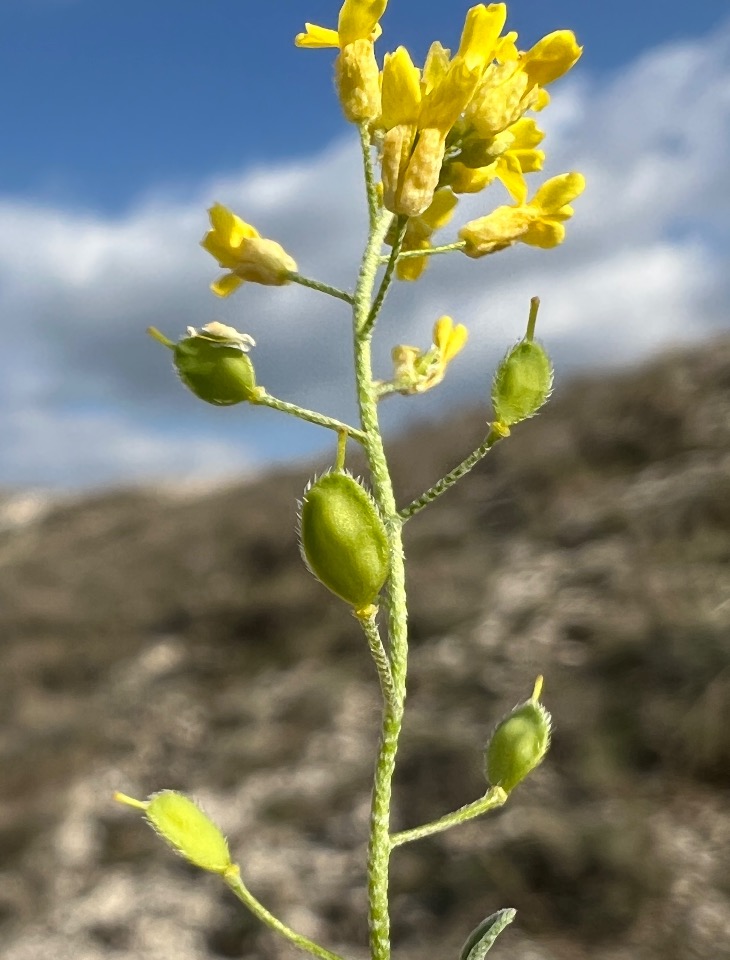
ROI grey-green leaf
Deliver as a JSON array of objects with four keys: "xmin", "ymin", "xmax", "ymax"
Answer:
[{"xmin": 459, "ymin": 908, "xmax": 517, "ymax": 960}]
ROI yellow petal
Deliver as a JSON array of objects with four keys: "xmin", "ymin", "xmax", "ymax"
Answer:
[
  {"xmin": 522, "ymin": 30, "xmax": 582, "ymax": 87},
  {"xmin": 495, "ymin": 154, "xmax": 528, "ymax": 204},
  {"xmin": 208, "ymin": 203, "xmax": 258, "ymax": 245},
  {"xmin": 422, "ymin": 41, "xmax": 451, "ymax": 97},
  {"xmin": 211, "ymin": 272, "xmax": 245, "ymax": 297},
  {"xmin": 511, "ymin": 148, "xmax": 545, "ymax": 174},
  {"xmin": 508, "ymin": 117, "xmax": 544, "ymax": 150},
  {"xmin": 457, "ymin": 3, "xmax": 507, "ymax": 72},
  {"xmin": 443, "ymin": 323, "xmax": 468, "ymax": 363},
  {"xmin": 521, "ymin": 219, "xmax": 566, "ymax": 248},
  {"xmin": 200, "ymin": 230, "xmax": 239, "ymax": 268},
  {"xmin": 531, "ymin": 172, "xmax": 585, "ymax": 213},
  {"xmin": 338, "ymin": 0, "xmax": 388, "ymax": 47},
  {"xmin": 448, "ymin": 161, "xmax": 497, "ymax": 194},
  {"xmin": 433, "ymin": 315, "xmax": 454, "ymax": 351},
  {"xmin": 420, "ymin": 187, "xmax": 458, "ymax": 230},
  {"xmin": 380, "ymin": 47, "xmax": 422, "ymax": 128},
  {"xmin": 295, "ymin": 23, "xmax": 340, "ymax": 48}
]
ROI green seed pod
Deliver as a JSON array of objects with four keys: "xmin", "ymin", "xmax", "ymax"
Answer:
[
  {"xmin": 117, "ymin": 790, "xmax": 233, "ymax": 875},
  {"xmin": 485, "ymin": 677, "xmax": 552, "ymax": 794},
  {"xmin": 299, "ymin": 471, "xmax": 389, "ymax": 613},
  {"xmin": 173, "ymin": 322, "xmax": 258, "ymax": 406},
  {"xmin": 491, "ymin": 338, "xmax": 553, "ymax": 428}
]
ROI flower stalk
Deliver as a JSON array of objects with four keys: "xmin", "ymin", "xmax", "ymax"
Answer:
[{"xmin": 120, "ymin": 4, "xmax": 586, "ymax": 959}]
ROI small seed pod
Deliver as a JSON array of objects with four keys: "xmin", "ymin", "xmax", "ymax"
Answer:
[
  {"xmin": 173, "ymin": 322, "xmax": 258, "ymax": 406},
  {"xmin": 491, "ymin": 338, "xmax": 553, "ymax": 428},
  {"xmin": 115, "ymin": 790, "xmax": 232, "ymax": 875},
  {"xmin": 299, "ymin": 471, "xmax": 389, "ymax": 613},
  {"xmin": 485, "ymin": 678, "xmax": 551, "ymax": 794}
]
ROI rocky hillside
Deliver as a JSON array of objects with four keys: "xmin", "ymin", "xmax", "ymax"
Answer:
[{"xmin": 1, "ymin": 337, "xmax": 729, "ymax": 960}]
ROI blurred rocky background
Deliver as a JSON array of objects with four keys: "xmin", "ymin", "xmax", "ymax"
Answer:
[{"xmin": 1, "ymin": 337, "xmax": 729, "ymax": 960}]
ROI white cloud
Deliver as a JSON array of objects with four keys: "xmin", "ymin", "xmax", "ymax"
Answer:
[{"xmin": 1, "ymin": 21, "xmax": 728, "ymax": 489}]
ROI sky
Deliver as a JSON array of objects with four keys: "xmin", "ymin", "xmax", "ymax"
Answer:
[{"xmin": 1, "ymin": 0, "xmax": 729, "ymax": 490}]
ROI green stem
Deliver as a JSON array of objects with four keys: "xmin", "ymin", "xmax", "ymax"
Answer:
[
  {"xmin": 526, "ymin": 295, "xmax": 540, "ymax": 341},
  {"xmin": 378, "ymin": 240, "xmax": 465, "ymax": 264},
  {"xmin": 390, "ymin": 787, "xmax": 507, "ymax": 848},
  {"xmin": 256, "ymin": 392, "xmax": 367, "ymax": 444},
  {"xmin": 288, "ymin": 273, "xmax": 354, "ymax": 305},
  {"xmin": 359, "ymin": 122, "xmax": 379, "ymax": 230},
  {"xmin": 399, "ymin": 426, "xmax": 507, "ymax": 521},
  {"xmin": 358, "ymin": 611, "xmax": 397, "ymax": 710},
  {"xmin": 364, "ymin": 216, "xmax": 407, "ymax": 337},
  {"xmin": 350, "ymin": 191, "xmax": 407, "ymax": 959},
  {"xmin": 224, "ymin": 867, "xmax": 346, "ymax": 960}
]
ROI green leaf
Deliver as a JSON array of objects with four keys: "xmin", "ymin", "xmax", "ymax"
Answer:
[{"xmin": 459, "ymin": 908, "xmax": 517, "ymax": 960}]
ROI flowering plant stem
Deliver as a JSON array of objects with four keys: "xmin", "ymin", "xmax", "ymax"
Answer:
[{"xmin": 351, "ymin": 129, "xmax": 410, "ymax": 960}]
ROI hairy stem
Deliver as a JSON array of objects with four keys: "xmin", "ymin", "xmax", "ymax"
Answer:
[
  {"xmin": 378, "ymin": 240, "xmax": 465, "ymax": 264},
  {"xmin": 224, "ymin": 867, "xmax": 346, "ymax": 960},
  {"xmin": 399, "ymin": 425, "xmax": 508, "ymax": 521},
  {"xmin": 256, "ymin": 392, "xmax": 367, "ymax": 443},
  {"xmin": 364, "ymin": 216, "xmax": 407, "ymax": 337},
  {"xmin": 359, "ymin": 122, "xmax": 380, "ymax": 230},
  {"xmin": 390, "ymin": 787, "xmax": 507, "ymax": 847},
  {"xmin": 288, "ymin": 272, "xmax": 354, "ymax": 305},
  {"xmin": 358, "ymin": 611, "xmax": 397, "ymax": 710},
  {"xmin": 352, "ymin": 134, "xmax": 409, "ymax": 960}
]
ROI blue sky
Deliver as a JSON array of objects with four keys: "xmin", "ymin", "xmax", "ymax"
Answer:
[{"xmin": 1, "ymin": 1, "xmax": 729, "ymax": 489}]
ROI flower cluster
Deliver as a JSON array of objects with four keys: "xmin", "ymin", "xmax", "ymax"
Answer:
[{"xmin": 297, "ymin": 1, "xmax": 585, "ymax": 277}]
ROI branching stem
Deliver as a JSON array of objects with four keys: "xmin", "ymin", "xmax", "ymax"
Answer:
[
  {"xmin": 390, "ymin": 787, "xmax": 508, "ymax": 847},
  {"xmin": 288, "ymin": 273, "xmax": 354, "ymax": 305},
  {"xmin": 255, "ymin": 392, "xmax": 367, "ymax": 444},
  {"xmin": 399, "ymin": 425, "xmax": 508, "ymax": 521}
]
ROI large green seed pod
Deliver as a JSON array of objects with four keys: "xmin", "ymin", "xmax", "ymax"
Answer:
[
  {"xmin": 173, "ymin": 322, "xmax": 257, "ymax": 406},
  {"xmin": 485, "ymin": 678, "xmax": 552, "ymax": 794},
  {"xmin": 491, "ymin": 339, "xmax": 553, "ymax": 428},
  {"xmin": 300, "ymin": 471, "xmax": 389, "ymax": 612}
]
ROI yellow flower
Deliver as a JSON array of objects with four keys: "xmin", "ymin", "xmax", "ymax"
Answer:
[
  {"xmin": 378, "ymin": 4, "xmax": 512, "ymax": 217},
  {"xmin": 392, "ymin": 187, "xmax": 458, "ymax": 281},
  {"xmin": 295, "ymin": 1, "xmax": 388, "ymax": 122},
  {"xmin": 466, "ymin": 29, "xmax": 582, "ymax": 138},
  {"xmin": 295, "ymin": 0, "xmax": 387, "ymax": 48},
  {"xmin": 459, "ymin": 172, "xmax": 585, "ymax": 257},
  {"xmin": 448, "ymin": 118, "xmax": 545, "ymax": 204},
  {"xmin": 391, "ymin": 316, "xmax": 468, "ymax": 394},
  {"xmin": 201, "ymin": 203, "xmax": 297, "ymax": 297}
]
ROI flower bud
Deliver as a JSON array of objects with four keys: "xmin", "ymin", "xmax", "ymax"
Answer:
[
  {"xmin": 114, "ymin": 790, "xmax": 233, "ymax": 875},
  {"xmin": 491, "ymin": 338, "xmax": 552, "ymax": 428},
  {"xmin": 173, "ymin": 322, "xmax": 258, "ymax": 406},
  {"xmin": 299, "ymin": 471, "xmax": 389, "ymax": 614},
  {"xmin": 485, "ymin": 677, "xmax": 551, "ymax": 794},
  {"xmin": 336, "ymin": 39, "xmax": 381, "ymax": 122}
]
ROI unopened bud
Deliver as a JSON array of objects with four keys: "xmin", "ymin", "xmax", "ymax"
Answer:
[
  {"xmin": 485, "ymin": 676, "xmax": 551, "ymax": 794},
  {"xmin": 299, "ymin": 471, "xmax": 389, "ymax": 614},
  {"xmin": 114, "ymin": 790, "xmax": 233, "ymax": 875}
]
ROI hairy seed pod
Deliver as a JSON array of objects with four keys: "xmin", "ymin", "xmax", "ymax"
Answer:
[
  {"xmin": 485, "ymin": 681, "xmax": 551, "ymax": 794},
  {"xmin": 491, "ymin": 339, "xmax": 553, "ymax": 428},
  {"xmin": 144, "ymin": 791, "xmax": 232, "ymax": 874},
  {"xmin": 300, "ymin": 471, "xmax": 389, "ymax": 612},
  {"xmin": 174, "ymin": 324, "xmax": 257, "ymax": 406}
]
